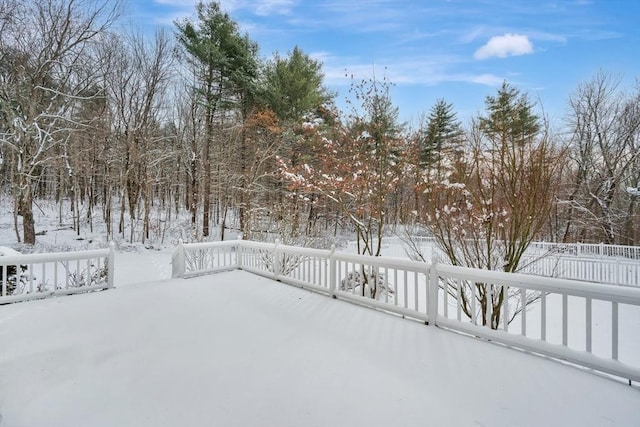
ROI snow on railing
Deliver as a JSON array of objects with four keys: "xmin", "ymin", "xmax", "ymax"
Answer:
[
  {"xmin": 172, "ymin": 240, "xmax": 640, "ymax": 383},
  {"xmin": 0, "ymin": 243, "xmax": 115, "ymax": 304}
]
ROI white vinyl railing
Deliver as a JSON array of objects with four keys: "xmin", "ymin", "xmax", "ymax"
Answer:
[
  {"xmin": 172, "ymin": 239, "xmax": 640, "ymax": 383},
  {"xmin": 0, "ymin": 243, "xmax": 115, "ymax": 304}
]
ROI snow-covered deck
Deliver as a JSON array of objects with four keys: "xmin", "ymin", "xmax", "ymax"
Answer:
[{"xmin": 1, "ymin": 270, "xmax": 638, "ymax": 426}]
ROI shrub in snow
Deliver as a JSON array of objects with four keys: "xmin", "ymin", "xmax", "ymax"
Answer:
[
  {"xmin": 340, "ymin": 268, "xmax": 394, "ymax": 300},
  {"xmin": 260, "ymin": 251, "xmax": 304, "ymax": 276},
  {"xmin": 0, "ymin": 247, "xmax": 30, "ymax": 296},
  {"xmin": 185, "ymin": 248, "xmax": 218, "ymax": 272},
  {"xmin": 64, "ymin": 262, "xmax": 109, "ymax": 288}
]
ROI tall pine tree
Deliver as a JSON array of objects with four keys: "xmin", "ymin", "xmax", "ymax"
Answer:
[
  {"xmin": 175, "ymin": 1, "xmax": 259, "ymax": 237},
  {"xmin": 420, "ymin": 99, "xmax": 464, "ymax": 177}
]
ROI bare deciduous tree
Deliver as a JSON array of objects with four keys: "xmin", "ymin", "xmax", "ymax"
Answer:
[
  {"xmin": 559, "ymin": 72, "xmax": 640, "ymax": 244},
  {"xmin": 416, "ymin": 83, "xmax": 563, "ymax": 328},
  {"xmin": 0, "ymin": 0, "xmax": 121, "ymax": 244}
]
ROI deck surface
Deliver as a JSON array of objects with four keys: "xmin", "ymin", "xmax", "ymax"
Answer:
[{"xmin": 1, "ymin": 270, "xmax": 638, "ymax": 427}]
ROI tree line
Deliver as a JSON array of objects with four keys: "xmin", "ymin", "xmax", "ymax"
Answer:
[{"xmin": 1, "ymin": 0, "xmax": 638, "ymax": 261}]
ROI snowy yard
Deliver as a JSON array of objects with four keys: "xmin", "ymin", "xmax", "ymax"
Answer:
[{"xmin": 1, "ymin": 267, "xmax": 639, "ymax": 427}]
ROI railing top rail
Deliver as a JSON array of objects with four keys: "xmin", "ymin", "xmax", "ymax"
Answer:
[
  {"xmin": 240, "ymin": 240, "xmax": 430, "ymax": 271},
  {"xmin": 178, "ymin": 240, "xmax": 239, "ymax": 251},
  {"xmin": 0, "ymin": 247, "xmax": 110, "ymax": 265},
  {"xmin": 332, "ymin": 252, "xmax": 429, "ymax": 271},
  {"xmin": 437, "ymin": 263, "xmax": 640, "ymax": 304},
  {"xmin": 241, "ymin": 240, "xmax": 330, "ymax": 258}
]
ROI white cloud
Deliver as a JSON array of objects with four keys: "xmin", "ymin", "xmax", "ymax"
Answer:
[
  {"xmin": 218, "ymin": 0, "xmax": 297, "ymax": 15},
  {"xmin": 465, "ymin": 73, "xmax": 504, "ymax": 86},
  {"xmin": 154, "ymin": 0, "xmax": 297, "ymax": 16},
  {"xmin": 316, "ymin": 54, "xmax": 503, "ymax": 88},
  {"xmin": 474, "ymin": 33, "xmax": 534, "ymax": 60},
  {"xmin": 460, "ymin": 26, "xmax": 488, "ymax": 43}
]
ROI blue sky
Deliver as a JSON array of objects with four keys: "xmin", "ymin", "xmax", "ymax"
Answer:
[{"xmin": 126, "ymin": 0, "xmax": 639, "ymax": 126}]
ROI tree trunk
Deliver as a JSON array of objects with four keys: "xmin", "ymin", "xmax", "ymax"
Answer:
[
  {"xmin": 19, "ymin": 187, "xmax": 36, "ymax": 245},
  {"xmin": 202, "ymin": 145, "xmax": 211, "ymax": 237}
]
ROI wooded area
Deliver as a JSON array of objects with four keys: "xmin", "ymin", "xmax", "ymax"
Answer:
[{"xmin": 1, "ymin": 0, "xmax": 638, "ymax": 255}]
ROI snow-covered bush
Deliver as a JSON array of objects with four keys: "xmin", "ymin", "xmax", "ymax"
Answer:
[
  {"xmin": 260, "ymin": 250, "xmax": 305, "ymax": 276},
  {"xmin": 340, "ymin": 267, "xmax": 394, "ymax": 300},
  {"xmin": 64, "ymin": 261, "xmax": 109, "ymax": 288},
  {"xmin": 0, "ymin": 247, "xmax": 30, "ymax": 296}
]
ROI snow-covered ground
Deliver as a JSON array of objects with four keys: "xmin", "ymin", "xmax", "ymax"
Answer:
[{"xmin": 1, "ymin": 268, "xmax": 639, "ymax": 427}]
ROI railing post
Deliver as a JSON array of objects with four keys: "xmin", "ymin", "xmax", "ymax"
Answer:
[
  {"xmin": 2, "ymin": 265, "xmax": 7, "ymax": 297},
  {"xmin": 236, "ymin": 235, "xmax": 242, "ymax": 269},
  {"xmin": 107, "ymin": 241, "xmax": 115, "ymax": 289},
  {"xmin": 172, "ymin": 239, "xmax": 185, "ymax": 279},
  {"xmin": 485, "ymin": 283, "xmax": 492, "ymax": 328},
  {"xmin": 273, "ymin": 239, "xmax": 281, "ymax": 280},
  {"xmin": 329, "ymin": 244, "xmax": 336, "ymax": 298},
  {"xmin": 599, "ymin": 242, "xmax": 604, "ymax": 258},
  {"xmin": 428, "ymin": 254, "xmax": 438, "ymax": 326}
]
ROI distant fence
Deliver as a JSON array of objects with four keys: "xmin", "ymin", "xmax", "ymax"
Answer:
[
  {"xmin": 518, "ymin": 254, "xmax": 640, "ymax": 287},
  {"xmin": 407, "ymin": 237, "xmax": 640, "ymax": 260},
  {"xmin": 0, "ymin": 243, "xmax": 115, "ymax": 304},
  {"xmin": 399, "ymin": 237, "xmax": 640, "ymax": 286},
  {"xmin": 171, "ymin": 239, "xmax": 640, "ymax": 384},
  {"xmin": 528, "ymin": 241, "xmax": 640, "ymax": 259}
]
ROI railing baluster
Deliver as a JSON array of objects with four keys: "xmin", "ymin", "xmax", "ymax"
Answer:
[
  {"xmin": 355, "ymin": 263, "xmax": 360, "ymax": 295},
  {"xmin": 65, "ymin": 261, "xmax": 69, "ymax": 289},
  {"xmin": 471, "ymin": 282, "xmax": 477, "ymax": 325},
  {"xmin": 562, "ymin": 294, "xmax": 568, "ymax": 346},
  {"xmin": 393, "ymin": 269, "xmax": 398, "ymax": 306},
  {"xmin": 521, "ymin": 288, "xmax": 526, "ymax": 336},
  {"xmin": 314, "ymin": 258, "xmax": 317, "ymax": 285},
  {"xmin": 503, "ymin": 285, "xmax": 509, "ymax": 332},
  {"xmin": 456, "ymin": 279, "xmax": 462, "ymax": 321},
  {"xmin": 1, "ymin": 265, "xmax": 6, "ymax": 296},
  {"xmin": 414, "ymin": 271, "xmax": 418, "ymax": 311},
  {"xmin": 540, "ymin": 292, "xmax": 546, "ymax": 341},
  {"xmin": 403, "ymin": 270, "xmax": 408, "ymax": 308},
  {"xmin": 485, "ymin": 283, "xmax": 492, "ymax": 328},
  {"xmin": 443, "ymin": 279, "xmax": 448, "ymax": 318},
  {"xmin": 424, "ymin": 271, "xmax": 429, "ymax": 315},
  {"xmin": 612, "ymin": 302, "xmax": 619, "ymax": 360},
  {"xmin": 384, "ymin": 267, "xmax": 389, "ymax": 304},
  {"xmin": 586, "ymin": 297, "xmax": 592, "ymax": 353},
  {"xmin": 29, "ymin": 263, "xmax": 34, "ymax": 293}
]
